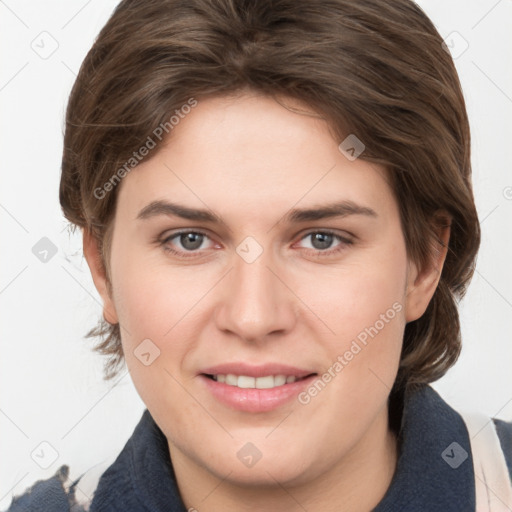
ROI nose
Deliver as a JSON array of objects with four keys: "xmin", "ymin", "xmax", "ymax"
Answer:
[{"xmin": 214, "ymin": 246, "xmax": 297, "ymax": 343}]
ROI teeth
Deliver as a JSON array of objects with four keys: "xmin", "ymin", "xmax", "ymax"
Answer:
[
  {"xmin": 212, "ymin": 374, "xmax": 299, "ymax": 389},
  {"xmin": 274, "ymin": 375, "xmax": 286, "ymax": 386},
  {"xmin": 237, "ymin": 375, "xmax": 255, "ymax": 388},
  {"xmin": 256, "ymin": 375, "xmax": 276, "ymax": 389},
  {"xmin": 225, "ymin": 374, "xmax": 238, "ymax": 386}
]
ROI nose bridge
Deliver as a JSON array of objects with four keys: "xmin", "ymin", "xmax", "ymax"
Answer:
[{"xmin": 215, "ymin": 242, "xmax": 296, "ymax": 341}]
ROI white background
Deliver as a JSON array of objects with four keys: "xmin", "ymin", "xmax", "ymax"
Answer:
[{"xmin": 1, "ymin": 0, "xmax": 511, "ymax": 508}]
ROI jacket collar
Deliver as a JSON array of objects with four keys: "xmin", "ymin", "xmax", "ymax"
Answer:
[{"xmin": 374, "ymin": 384, "xmax": 474, "ymax": 511}]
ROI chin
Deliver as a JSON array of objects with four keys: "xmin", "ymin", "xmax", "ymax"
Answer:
[
  {"xmin": 219, "ymin": 460, "xmax": 311, "ymax": 488},
  {"xmin": 204, "ymin": 443, "xmax": 317, "ymax": 487}
]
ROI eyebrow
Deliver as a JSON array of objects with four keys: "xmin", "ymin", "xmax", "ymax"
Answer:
[{"xmin": 136, "ymin": 199, "xmax": 378, "ymax": 225}]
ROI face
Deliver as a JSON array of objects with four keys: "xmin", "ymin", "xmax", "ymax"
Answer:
[{"xmin": 86, "ymin": 92, "xmax": 444, "ymax": 489}]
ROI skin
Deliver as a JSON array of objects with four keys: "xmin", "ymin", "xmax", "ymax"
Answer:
[{"xmin": 84, "ymin": 92, "xmax": 450, "ymax": 512}]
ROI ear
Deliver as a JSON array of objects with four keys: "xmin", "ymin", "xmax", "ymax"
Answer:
[
  {"xmin": 404, "ymin": 213, "xmax": 451, "ymax": 323},
  {"xmin": 82, "ymin": 228, "xmax": 118, "ymax": 325}
]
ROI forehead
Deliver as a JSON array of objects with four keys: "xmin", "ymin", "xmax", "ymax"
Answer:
[{"xmin": 115, "ymin": 93, "xmax": 395, "ymax": 224}]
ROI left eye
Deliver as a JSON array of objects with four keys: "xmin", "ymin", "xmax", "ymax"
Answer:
[
  {"xmin": 297, "ymin": 231, "xmax": 347, "ymax": 251},
  {"xmin": 164, "ymin": 231, "xmax": 213, "ymax": 252}
]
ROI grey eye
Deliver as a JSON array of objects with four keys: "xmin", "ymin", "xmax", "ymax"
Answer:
[
  {"xmin": 309, "ymin": 232, "xmax": 335, "ymax": 250},
  {"xmin": 179, "ymin": 232, "xmax": 205, "ymax": 250}
]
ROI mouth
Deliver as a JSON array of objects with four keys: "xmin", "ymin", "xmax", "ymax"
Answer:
[
  {"xmin": 198, "ymin": 365, "xmax": 319, "ymax": 412},
  {"xmin": 201, "ymin": 373, "xmax": 317, "ymax": 390}
]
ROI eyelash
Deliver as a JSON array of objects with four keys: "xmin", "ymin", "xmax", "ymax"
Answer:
[{"xmin": 159, "ymin": 229, "xmax": 353, "ymax": 258}]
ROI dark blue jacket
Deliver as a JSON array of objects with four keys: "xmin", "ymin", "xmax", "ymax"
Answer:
[{"xmin": 6, "ymin": 385, "xmax": 512, "ymax": 511}]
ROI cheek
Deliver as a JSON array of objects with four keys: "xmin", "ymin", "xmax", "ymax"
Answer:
[
  {"xmin": 111, "ymin": 246, "xmax": 206, "ymax": 334},
  {"xmin": 301, "ymin": 239, "xmax": 408, "ymax": 393},
  {"xmin": 299, "ymin": 245, "xmax": 407, "ymax": 343},
  {"xmin": 110, "ymin": 258, "xmax": 207, "ymax": 426},
  {"xmin": 110, "ymin": 253, "xmax": 223, "ymax": 383}
]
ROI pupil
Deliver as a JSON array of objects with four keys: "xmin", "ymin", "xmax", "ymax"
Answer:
[
  {"xmin": 312, "ymin": 233, "xmax": 332, "ymax": 250},
  {"xmin": 181, "ymin": 233, "xmax": 203, "ymax": 250}
]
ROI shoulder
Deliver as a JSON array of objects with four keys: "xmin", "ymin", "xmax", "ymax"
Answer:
[
  {"xmin": 5, "ymin": 458, "xmax": 114, "ymax": 512},
  {"xmin": 5, "ymin": 465, "xmax": 88, "ymax": 512}
]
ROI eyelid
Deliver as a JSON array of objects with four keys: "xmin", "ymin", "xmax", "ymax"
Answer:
[
  {"xmin": 159, "ymin": 228, "xmax": 354, "ymax": 258},
  {"xmin": 161, "ymin": 229, "xmax": 218, "ymax": 249},
  {"xmin": 160, "ymin": 227, "xmax": 354, "ymax": 243},
  {"xmin": 296, "ymin": 228, "xmax": 354, "ymax": 242},
  {"xmin": 293, "ymin": 229, "xmax": 354, "ymax": 252}
]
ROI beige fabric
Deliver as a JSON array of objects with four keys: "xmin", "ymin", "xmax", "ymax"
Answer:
[{"xmin": 460, "ymin": 411, "xmax": 512, "ymax": 512}]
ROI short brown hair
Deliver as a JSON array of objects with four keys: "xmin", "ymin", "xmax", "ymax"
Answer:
[{"xmin": 60, "ymin": 0, "xmax": 480, "ymax": 391}]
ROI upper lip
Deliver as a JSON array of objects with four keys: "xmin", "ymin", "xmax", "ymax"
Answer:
[{"xmin": 200, "ymin": 362, "xmax": 317, "ymax": 379}]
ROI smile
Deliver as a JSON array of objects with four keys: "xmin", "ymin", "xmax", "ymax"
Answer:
[{"xmin": 206, "ymin": 374, "xmax": 312, "ymax": 389}]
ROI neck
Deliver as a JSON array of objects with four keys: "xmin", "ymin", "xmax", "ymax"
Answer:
[{"xmin": 169, "ymin": 405, "xmax": 398, "ymax": 512}]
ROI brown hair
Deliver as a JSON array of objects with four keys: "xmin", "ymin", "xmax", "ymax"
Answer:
[{"xmin": 60, "ymin": 0, "xmax": 480, "ymax": 391}]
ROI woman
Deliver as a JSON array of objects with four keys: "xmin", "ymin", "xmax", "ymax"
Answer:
[{"xmin": 7, "ymin": 0, "xmax": 512, "ymax": 510}]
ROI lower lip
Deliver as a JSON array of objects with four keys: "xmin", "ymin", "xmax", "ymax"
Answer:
[{"xmin": 199, "ymin": 374, "xmax": 317, "ymax": 413}]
